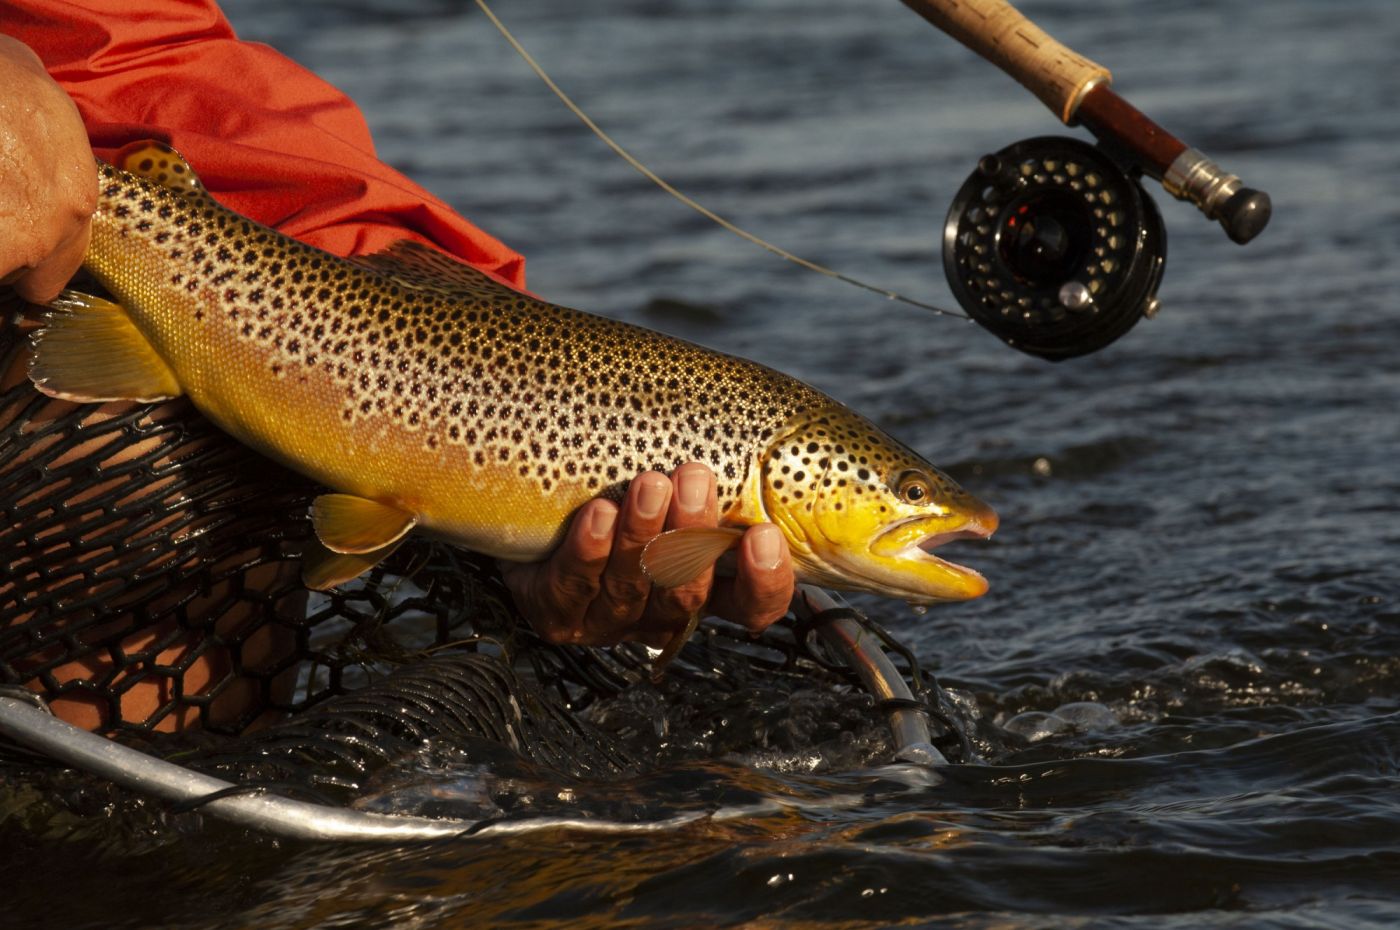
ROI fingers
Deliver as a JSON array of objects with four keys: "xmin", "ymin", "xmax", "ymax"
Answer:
[
  {"xmin": 15, "ymin": 221, "xmax": 90, "ymax": 305},
  {"xmin": 641, "ymin": 462, "xmax": 717, "ymax": 629},
  {"xmin": 582, "ymin": 471, "xmax": 672, "ymax": 640},
  {"xmin": 501, "ymin": 464, "xmax": 797, "ymax": 647},
  {"xmin": 0, "ymin": 36, "xmax": 97, "ymax": 303},
  {"xmin": 499, "ymin": 499, "xmax": 616, "ymax": 644},
  {"xmin": 0, "ymin": 38, "xmax": 98, "ymax": 299},
  {"xmin": 707, "ymin": 523, "xmax": 795, "ymax": 633}
]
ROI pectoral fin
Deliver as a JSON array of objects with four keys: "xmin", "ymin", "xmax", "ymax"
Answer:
[
  {"xmin": 301, "ymin": 536, "xmax": 408, "ymax": 591},
  {"xmin": 640, "ymin": 526, "xmax": 744, "ymax": 588},
  {"xmin": 310, "ymin": 494, "xmax": 417, "ymax": 554},
  {"xmin": 650, "ymin": 611, "xmax": 702, "ymax": 683},
  {"xmin": 29, "ymin": 291, "xmax": 182, "ymax": 403}
]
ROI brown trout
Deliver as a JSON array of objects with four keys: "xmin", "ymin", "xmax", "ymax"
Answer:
[{"xmin": 29, "ymin": 142, "xmax": 997, "ymax": 606}]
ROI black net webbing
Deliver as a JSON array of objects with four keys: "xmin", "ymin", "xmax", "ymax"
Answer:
[
  {"xmin": 1, "ymin": 285, "xmax": 962, "ymax": 796},
  {"xmin": 191, "ymin": 651, "xmax": 641, "ymax": 792},
  {"xmin": 1, "ymin": 286, "xmax": 625, "ymax": 752},
  {"xmin": 2, "ymin": 297, "xmax": 530, "ymax": 736}
]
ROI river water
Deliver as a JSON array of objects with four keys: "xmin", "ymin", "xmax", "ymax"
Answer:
[{"xmin": 21, "ymin": 0, "xmax": 1400, "ymax": 926}]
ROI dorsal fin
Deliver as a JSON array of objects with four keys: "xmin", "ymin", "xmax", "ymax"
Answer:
[
  {"xmin": 113, "ymin": 140, "xmax": 203, "ymax": 195},
  {"xmin": 355, "ymin": 239, "xmax": 529, "ymax": 304}
]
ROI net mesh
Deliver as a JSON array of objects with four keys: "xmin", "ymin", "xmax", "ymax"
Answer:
[{"xmin": 1, "ymin": 285, "xmax": 968, "ymax": 792}]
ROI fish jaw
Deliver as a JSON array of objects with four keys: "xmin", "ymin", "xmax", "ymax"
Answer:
[{"xmin": 823, "ymin": 502, "xmax": 998, "ymax": 604}]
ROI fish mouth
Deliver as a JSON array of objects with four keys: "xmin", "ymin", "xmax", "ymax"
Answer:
[
  {"xmin": 912, "ymin": 520, "xmax": 998, "ymax": 554},
  {"xmin": 862, "ymin": 504, "xmax": 999, "ymax": 603},
  {"xmin": 873, "ymin": 503, "xmax": 999, "ymax": 553}
]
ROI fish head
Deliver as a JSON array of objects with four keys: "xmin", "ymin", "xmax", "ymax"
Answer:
[{"xmin": 757, "ymin": 408, "xmax": 997, "ymax": 604}]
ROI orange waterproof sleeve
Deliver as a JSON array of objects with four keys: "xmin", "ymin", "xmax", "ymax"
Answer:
[{"xmin": 2, "ymin": 0, "xmax": 526, "ymax": 287}]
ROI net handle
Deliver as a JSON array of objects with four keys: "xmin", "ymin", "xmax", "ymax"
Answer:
[{"xmin": 898, "ymin": 0, "xmax": 1110, "ymax": 123}]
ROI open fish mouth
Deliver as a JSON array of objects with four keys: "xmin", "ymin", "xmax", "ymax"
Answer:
[
  {"xmin": 913, "ymin": 514, "xmax": 998, "ymax": 554},
  {"xmin": 875, "ymin": 505, "xmax": 998, "ymax": 557},
  {"xmin": 914, "ymin": 527, "xmax": 992, "ymax": 589},
  {"xmin": 817, "ymin": 501, "xmax": 996, "ymax": 602},
  {"xmin": 917, "ymin": 524, "xmax": 992, "ymax": 575},
  {"xmin": 859, "ymin": 506, "xmax": 998, "ymax": 601}
]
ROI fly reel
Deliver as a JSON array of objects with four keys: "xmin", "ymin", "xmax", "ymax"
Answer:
[
  {"xmin": 944, "ymin": 136, "xmax": 1165, "ymax": 361},
  {"xmin": 902, "ymin": 0, "xmax": 1272, "ymax": 362}
]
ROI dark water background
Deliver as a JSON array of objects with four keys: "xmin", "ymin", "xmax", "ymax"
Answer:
[{"xmin": 21, "ymin": 0, "xmax": 1400, "ymax": 926}]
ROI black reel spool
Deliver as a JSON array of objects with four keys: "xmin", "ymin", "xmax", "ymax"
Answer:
[{"xmin": 943, "ymin": 136, "xmax": 1166, "ymax": 361}]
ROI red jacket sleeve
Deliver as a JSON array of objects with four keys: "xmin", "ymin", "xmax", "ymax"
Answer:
[{"xmin": 2, "ymin": 0, "xmax": 526, "ymax": 288}]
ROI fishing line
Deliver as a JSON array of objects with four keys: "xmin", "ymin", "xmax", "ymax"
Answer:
[{"xmin": 472, "ymin": 0, "xmax": 968, "ymax": 320}]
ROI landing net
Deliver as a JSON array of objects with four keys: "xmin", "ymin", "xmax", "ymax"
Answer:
[{"xmin": 0, "ymin": 286, "xmax": 972, "ymax": 810}]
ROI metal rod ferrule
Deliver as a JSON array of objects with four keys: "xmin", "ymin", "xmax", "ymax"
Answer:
[
  {"xmin": 1163, "ymin": 148, "xmax": 1242, "ymax": 218},
  {"xmin": 1162, "ymin": 147, "xmax": 1272, "ymax": 244}
]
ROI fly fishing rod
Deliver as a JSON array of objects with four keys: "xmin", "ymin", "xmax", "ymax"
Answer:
[
  {"xmin": 477, "ymin": 0, "xmax": 1268, "ymax": 361},
  {"xmin": 904, "ymin": 0, "xmax": 1272, "ymax": 359}
]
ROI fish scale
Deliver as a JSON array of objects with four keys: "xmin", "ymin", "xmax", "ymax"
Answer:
[{"xmin": 31, "ymin": 142, "xmax": 996, "ymax": 604}]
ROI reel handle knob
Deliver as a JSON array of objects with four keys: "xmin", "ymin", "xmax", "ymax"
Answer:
[{"xmin": 1219, "ymin": 187, "xmax": 1272, "ymax": 245}]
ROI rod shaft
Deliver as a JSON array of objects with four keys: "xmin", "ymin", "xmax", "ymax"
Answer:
[{"xmin": 1076, "ymin": 83, "xmax": 1185, "ymax": 176}]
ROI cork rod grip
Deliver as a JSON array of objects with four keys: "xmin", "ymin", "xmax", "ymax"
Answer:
[{"xmin": 899, "ymin": 0, "xmax": 1110, "ymax": 123}]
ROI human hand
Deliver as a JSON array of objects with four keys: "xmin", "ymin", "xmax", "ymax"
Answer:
[
  {"xmin": 0, "ymin": 35, "xmax": 96, "ymax": 304},
  {"xmin": 500, "ymin": 462, "xmax": 795, "ymax": 647}
]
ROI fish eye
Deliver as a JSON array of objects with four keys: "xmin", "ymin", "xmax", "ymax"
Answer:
[{"xmin": 895, "ymin": 470, "xmax": 932, "ymax": 505}]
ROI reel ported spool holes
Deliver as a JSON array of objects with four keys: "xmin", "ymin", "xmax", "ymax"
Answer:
[{"xmin": 944, "ymin": 136, "xmax": 1166, "ymax": 361}]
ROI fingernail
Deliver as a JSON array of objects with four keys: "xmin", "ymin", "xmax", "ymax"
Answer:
[
  {"xmin": 589, "ymin": 503, "xmax": 617, "ymax": 539},
  {"xmin": 675, "ymin": 466, "xmax": 710, "ymax": 514},
  {"xmin": 750, "ymin": 524, "xmax": 783, "ymax": 571},
  {"xmin": 635, "ymin": 474, "xmax": 669, "ymax": 519}
]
